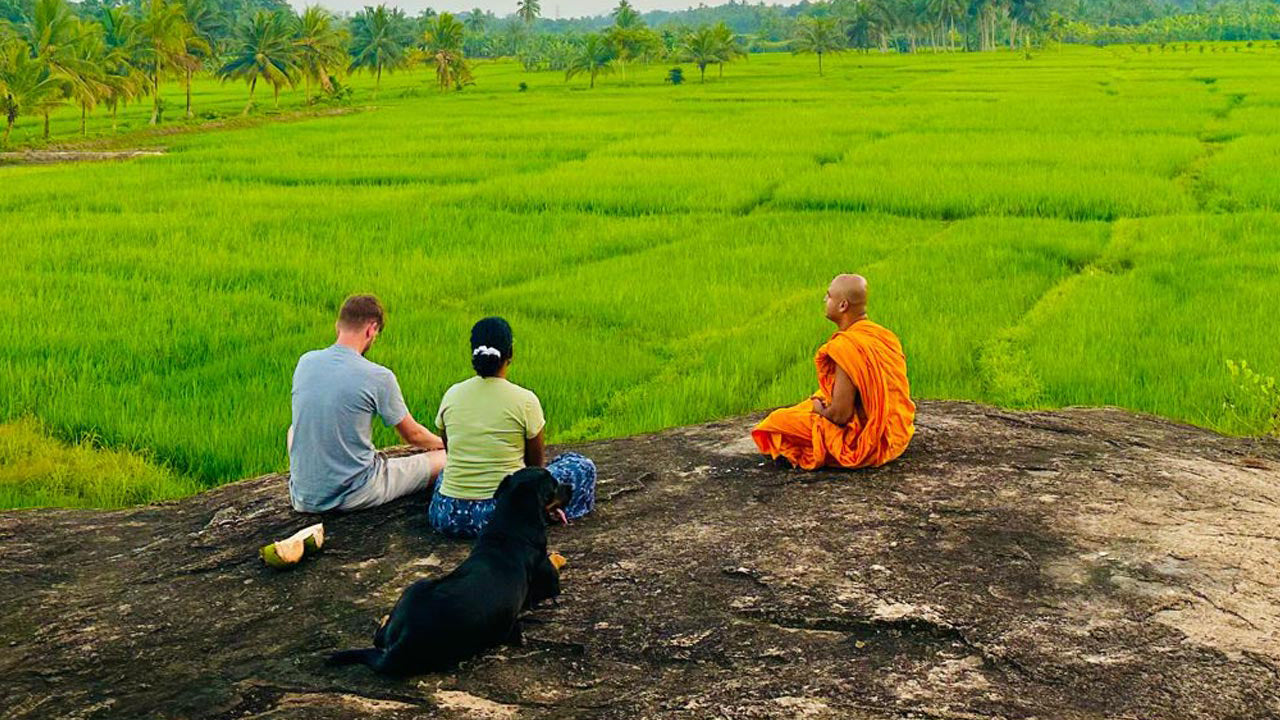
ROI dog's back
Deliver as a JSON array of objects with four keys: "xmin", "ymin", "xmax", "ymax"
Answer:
[{"xmin": 327, "ymin": 550, "xmax": 529, "ymax": 674}]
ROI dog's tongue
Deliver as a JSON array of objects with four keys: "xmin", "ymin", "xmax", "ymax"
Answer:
[{"xmin": 554, "ymin": 508, "xmax": 568, "ymax": 526}]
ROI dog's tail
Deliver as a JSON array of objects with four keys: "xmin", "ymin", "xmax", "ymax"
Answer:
[{"xmin": 325, "ymin": 647, "xmax": 386, "ymax": 671}]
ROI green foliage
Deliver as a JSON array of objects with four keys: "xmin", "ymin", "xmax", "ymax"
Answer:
[
  {"xmin": 293, "ymin": 5, "xmax": 346, "ymax": 103},
  {"xmin": 1226, "ymin": 360, "xmax": 1280, "ymax": 437},
  {"xmin": 420, "ymin": 11, "xmax": 471, "ymax": 91},
  {"xmin": 0, "ymin": 417, "xmax": 197, "ymax": 509},
  {"xmin": 347, "ymin": 3, "xmax": 411, "ymax": 97},
  {"xmin": 791, "ymin": 16, "xmax": 844, "ymax": 75},
  {"xmin": 564, "ymin": 32, "xmax": 613, "ymax": 88},
  {"xmin": 218, "ymin": 9, "xmax": 296, "ymax": 111},
  {"xmin": 666, "ymin": 65, "xmax": 683, "ymax": 84}
]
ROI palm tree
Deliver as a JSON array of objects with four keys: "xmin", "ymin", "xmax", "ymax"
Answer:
[
  {"xmin": 464, "ymin": 8, "xmax": 487, "ymax": 33},
  {"xmin": 564, "ymin": 33, "xmax": 613, "ymax": 89},
  {"xmin": 0, "ymin": 44, "xmax": 63, "ymax": 145},
  {"xmin": 516, "ymin": 0, "xmax": 540, "ymax": 25},
  {"xmin": 611, "ymin": 0, "xmax": 640, "ymax": 28},
  {"xmin": 712, "ymin": 21, "xmax": 745, "ymax": 77},
  {"xmin": 679, "ymin": 25, "xmax": 726, "ymax": 82},
  {"xmin": 69, "ymin": 21, "xmax": 111, "ymax": 135},
  {"xmin": 181, "ymin": 0, "xmax": 223, "ymax": 117},
  {"xmin": 348, "ymin": 4, "xmax": 410, "ymax": 99},
  {"xmin": 137, "ymin": 0, "xmax": 192, "ymax": 124},
  {"xmin": 218, "ymin": 10, "xmax": 296, "ymax": 113},
  {"xmin": 19, "ymin": 0, "xmax": 93, "ymax": 137},
  {"xmin": 792, "ymin": 16, "xmax": 845, "ymax": 75},
  {"xmin": 294, "ymin": 5, "xmax": 345, "ymax": 103},
  {"xmin": 420, "ymin": 12, "xmax": 470, "ymax": 91},
  {"xmin": 99, "ymin": 5, "xmax": 146, "ymax": 130}
]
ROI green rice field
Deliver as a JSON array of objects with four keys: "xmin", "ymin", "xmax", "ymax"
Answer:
[{"xmin": 3, "ymin": 45, "xmax": 1280, "ymax": 508}]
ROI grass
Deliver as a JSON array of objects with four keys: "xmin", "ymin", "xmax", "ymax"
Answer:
[{"xmin": 3, "ymin": 45, "xmax": 1280, "ymax": 508}]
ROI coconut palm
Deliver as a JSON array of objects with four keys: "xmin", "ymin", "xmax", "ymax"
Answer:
[
  {"xmin": 464, "ymin": 8, "xmax": 487, "ymax": 33},
  {"xmin": 712, "ymin": 21, "xmax": 745, "ymax": 77},
  {"xmin": 516, "ymin": 0, "xmax": 540, "ymax": 25},
  {"xmin": 564, "ymin": 32, "xmax": 613, "ymax": 89},
  {"xmin": 347, "ymin": 4, "xmax": 411, "ymax": 99},
  {"xmin": 18, "ymin": 0, "xmax": 95, "ymax": 136},
  {"xmin": 0, "ymin": 43, "xmax": 62, "ymax": 145},
  {"xmin": 218, "ymin": 10, "xmax": 297, "ymax": 112},
  {"xmin": 679, "ymin": 25, "xmax": 726, "ymax": 82},
  {"xmin": 294, "ymin": 5, "xmax": 345, "ymax": 102},
  {"xmin": 180, "ymin": 0, "xmax": 223, "ymax": 117},
  {"xmin": 69, "ymin": 22, "xmax": 111, "ymax": 135},
  {"xmin": 611, "ymin": 0, "xmax": 640, "ymax": 28},
  {"xmin": 99, "ymin": 5, "xmax": 146, "ymax": 129},
  {"xmin": 792, "ymin": 16, "xmax": 845, "ymax": 75},
  {"xmin": 420, "ymin": 12, "xmax": 470, "ymax": 91},
  {"xmin": 137, "ymin": 0, "xmax": 194, "ymax": 124}
]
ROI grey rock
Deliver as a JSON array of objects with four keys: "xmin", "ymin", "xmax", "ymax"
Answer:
[{"xmin": 2, "ymin": 401, "xmax": 1278, "ymax": 719}]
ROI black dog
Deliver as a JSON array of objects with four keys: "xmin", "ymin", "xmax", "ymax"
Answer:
[{"xmin": 326, "ymin": 467, "xmax": 572, "ymax": 675}]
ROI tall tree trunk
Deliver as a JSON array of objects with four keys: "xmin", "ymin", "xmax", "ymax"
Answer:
[
  {"xmin": 81, "ymin": 104, "xmax": 87, "ymax": 136},
  {"xmin": 112, "ymin": 100, "xmax": 118, "ymax": 131},
  {"xmin": 274, "ymin": 83, "xmax": 280, "ymax": 108},
  {"xmin": 718, "ymin": 61, "xmax": 723, "ymax": 78},
  {"xmin": 186, "ymin": 68, "xmax": 193, "ymax": 118},
  {"xmin": 3, "ymin": 117, "xmax": 12, "ymax": 147},
  {"xmin": 817, "ymin": 51, "xmax": 823, "ymax": 76},
  {"xmin": 43, "ymin": 111, "xmax": 49, "ymax": 140},
  {"xmin": 375, "ymin": 64, "xmax": 382, "ymax": 99},
  {"xmin": 304, "ymin": 73, "xmax": 311, "ymax": 105},
  {"xmin": 1009, "ymin": 18, "xmax": 1018, "ymax": 49},
  {"xmin": 244, "ymin": 76, "xmax": 256, "ymax": 114},
  {"xmin": 589, "ymin": 68, "xmax": 595, "ymax": 88},
  {"xmin": 700, "ymin": 64, "xmax": 705, "ymax": 83},
  {"xmin": 151, "ymin": 72, "xmax": 160, "ymax": 125}
]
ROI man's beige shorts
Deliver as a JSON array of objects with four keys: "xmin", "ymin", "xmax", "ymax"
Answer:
[{"xmin": 336, "ymin": 450, "xmax": 446, "ymax": 511}]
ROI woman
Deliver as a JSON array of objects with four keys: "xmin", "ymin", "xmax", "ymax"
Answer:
[{"xmin": 429, "ymin": 316, "xmax": 596, "ymax": 538}]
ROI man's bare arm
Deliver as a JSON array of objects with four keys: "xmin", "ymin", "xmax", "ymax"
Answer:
[
  {"xmin": 395, "ymin": 413, "xmax": 446, "ymax": 451},
  {"xmin": 811, "ymin": 365, "xmax": 857, "ymax": 426}
]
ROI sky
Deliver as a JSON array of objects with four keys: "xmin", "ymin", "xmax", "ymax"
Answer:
[{"xmin": 289, "ymin": 0, "xmax": 730, "ymax": 20}]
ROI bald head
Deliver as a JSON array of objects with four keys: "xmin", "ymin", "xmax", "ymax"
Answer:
[{"xmin": 825, "ymin": 274, "xmax": 868, "ymax": 328}]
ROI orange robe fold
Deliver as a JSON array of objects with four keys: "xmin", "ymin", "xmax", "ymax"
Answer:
[{"xmin": 752, "ymin": 320, "xmax": 915, "ymax": 470}]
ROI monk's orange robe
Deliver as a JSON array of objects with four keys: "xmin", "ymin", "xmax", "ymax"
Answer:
[{"xmin": 752, "ymin": 320, "xmax": 915, "ymax": 470}]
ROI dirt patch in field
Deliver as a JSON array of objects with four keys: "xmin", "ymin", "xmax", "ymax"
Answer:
[
  {"xmin": 1, "ymin": 400, "xmax": 1278, "ymax": 719},
  {"xmin": 0, "ymin": 149, "xmax": 168, "ymax": 165}
]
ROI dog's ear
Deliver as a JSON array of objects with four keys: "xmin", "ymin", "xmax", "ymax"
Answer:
[{"xmin": 495, "ymin": 473, "xmax": 516, "ymax": 499}]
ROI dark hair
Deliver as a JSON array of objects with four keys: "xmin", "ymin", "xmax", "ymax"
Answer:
[
  {"xmin": 338, "ymin": 294, "xmax": 385, "ymax": 331},
  {"xmin": 470, "ymin": 316, "xmax": 513, "ymax": 378}
]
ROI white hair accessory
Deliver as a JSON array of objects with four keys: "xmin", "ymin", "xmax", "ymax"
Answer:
[{"xmin": 472, "ymin": 345, "xmax": 502, "ymax": 358}]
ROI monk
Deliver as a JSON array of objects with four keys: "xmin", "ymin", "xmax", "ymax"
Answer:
[{"xmin": 752, "ymin": 274, "xmax": 915, "ymax": 470}]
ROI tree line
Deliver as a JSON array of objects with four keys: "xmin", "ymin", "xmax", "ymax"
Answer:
[{"xmin": 3, "ymin": 0, "xmax": 1277, "ymax": 147}]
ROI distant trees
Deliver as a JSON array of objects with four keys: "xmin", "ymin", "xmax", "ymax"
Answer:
[
  {"xmin": 2, "ymin": 0, "xmax": 1278, "ymax": 146},
  {"xmin": 792, "ymin": 16, "xmax": 845, "ymax": 75}
]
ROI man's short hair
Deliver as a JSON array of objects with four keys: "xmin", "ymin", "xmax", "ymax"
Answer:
[{"xmin": 338, "ymin": 294, "xmax": 385, "ymax": 331}]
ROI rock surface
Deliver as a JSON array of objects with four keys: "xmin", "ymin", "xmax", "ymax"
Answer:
[{"xmin": 2, "ymin": 401, "xmax": 1279, "ymax": 719}]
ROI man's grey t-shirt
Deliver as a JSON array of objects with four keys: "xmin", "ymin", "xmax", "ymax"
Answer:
[{"xmin": 289, "ymin": 344, "xmax": 409, "ymax": 512}]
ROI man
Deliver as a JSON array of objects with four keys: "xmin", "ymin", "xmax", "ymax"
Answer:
[
  {"xmin": 287, "ymin": 294, "xmax": 446, "ymax": 513},
  {"xmin": 752, "ymin": 274, "xmax": 915, "ymax": 470}
]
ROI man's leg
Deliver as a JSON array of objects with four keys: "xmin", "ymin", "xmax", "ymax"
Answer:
[{"xmin": 339, "ymin": 451, "xmax": 446, "ymax": 511}]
